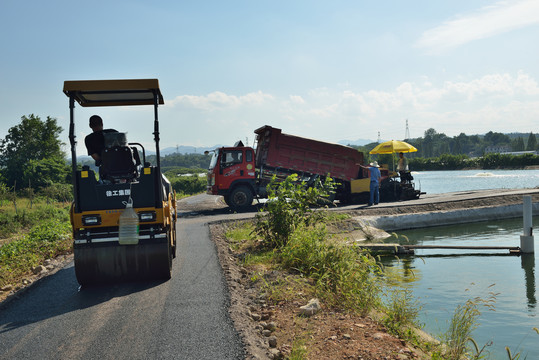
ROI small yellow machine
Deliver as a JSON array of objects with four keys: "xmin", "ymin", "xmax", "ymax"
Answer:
[{"xmin": 63, "ymin": 79, "xmax": 177, "ymax": 285}]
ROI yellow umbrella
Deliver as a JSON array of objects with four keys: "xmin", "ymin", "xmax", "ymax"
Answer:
[{"xmin": 369, "ymin": 140, "xmax": 417, "ymax": 154}]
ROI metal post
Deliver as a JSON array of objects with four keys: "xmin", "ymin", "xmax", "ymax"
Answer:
[
  {"xmin": 69, "ymin": 96, "xmax": 79, "ymax": 213},
  {"xmin": 153, "ymin": 91, "xmax": 160, "ymax": 171},
  {"xmin": 152, "ymin": 91, "xmax": 163, "ymax": 204},
  {"xmin": 520, "ymin": 195, "xmax": 534, "ymax": 253}
]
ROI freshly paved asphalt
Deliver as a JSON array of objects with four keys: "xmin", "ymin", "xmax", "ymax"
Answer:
[{"xmin": 0, "ymin": 215, "xmax": 245, "ymax": 360}]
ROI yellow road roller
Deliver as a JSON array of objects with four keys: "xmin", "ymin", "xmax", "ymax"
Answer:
[{"xmin": 63, "ymin": 79, "xmax": 177, "ymax": 286}]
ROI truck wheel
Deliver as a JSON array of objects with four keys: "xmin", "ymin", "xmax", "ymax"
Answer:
[{"xmin": 229, "ymin": 186, "xmax": 253, "ymax": 210}]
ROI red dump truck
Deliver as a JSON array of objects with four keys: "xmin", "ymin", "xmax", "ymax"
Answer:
[
  {"xmin": 207, "ymin": 125, "xmax": 420, "ymax": 209},
  {"xmin": 207, "ymin": 125, "xmax": 417, "ymax": 209}
]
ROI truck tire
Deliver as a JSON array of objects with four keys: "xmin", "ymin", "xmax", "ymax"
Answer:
[{"xmin": 229, "ymin": 186, "xmax": 253, "ymax": 210}]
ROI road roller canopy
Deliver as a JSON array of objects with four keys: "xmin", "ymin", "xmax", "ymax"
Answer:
[{"xmin": 63, "ymin": 79, "xmax": 164, "ymax": 107}]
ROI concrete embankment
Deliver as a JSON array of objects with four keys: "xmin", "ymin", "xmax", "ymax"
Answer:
[
  {"xmin": 356, "ymin": 203, "xmax": 539, "ymax": 231},
  {"xmin": 357, "ymin": 203, "xmax": 539, "ymax": 231},
  {"xmin": 354, "ymin": 189, "xmax": 539, "ymax": 231}
]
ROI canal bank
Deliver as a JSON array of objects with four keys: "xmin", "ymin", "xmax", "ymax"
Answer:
[{"xmin": 347, "ymin": 188, "xmax": 539, "ymax": 231}]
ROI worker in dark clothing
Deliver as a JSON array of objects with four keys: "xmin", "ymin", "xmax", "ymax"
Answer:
[{"xmin": 84, "ymin": 115, "xmax": 118, "ymax": 165}]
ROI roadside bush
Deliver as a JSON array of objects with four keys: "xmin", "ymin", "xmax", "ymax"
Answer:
[
  {"xmin": 169, "ymin": 174, "xmax": 206, "ymax": 197},
  {"xmin": 254, "ymin": 174, "xmax": 334, "ymax": 248}
]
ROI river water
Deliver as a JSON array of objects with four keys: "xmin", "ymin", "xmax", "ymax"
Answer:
[
  {"xmin": 383, "ymin": 169, "xmax": 539, "ymax": 359},
  {"xmin": 411, "ymin": 169, "xmax": 539, "ymax": 195}
]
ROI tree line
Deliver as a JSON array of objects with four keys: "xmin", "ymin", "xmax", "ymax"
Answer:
[{"xmin": 362, "ymin": 128, "xmax": 538, "ymax": 158}]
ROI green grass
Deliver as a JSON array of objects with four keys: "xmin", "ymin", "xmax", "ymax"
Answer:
[
  {"xmin": 0, "ymin": 199, "xmax": 69, "ymax": 238},
  {"xmin": 0, "ymin": 199, "xmax": 71, "ymax": 288}
]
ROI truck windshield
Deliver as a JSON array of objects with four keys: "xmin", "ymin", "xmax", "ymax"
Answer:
[{"xmin": 209, "ymin": 152, "xmax": 218, "ymax": 170}]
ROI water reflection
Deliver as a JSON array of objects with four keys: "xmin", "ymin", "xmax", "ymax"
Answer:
[
  {"xmin": 521, "ymin": 254, "xmax": 536, "ymax": 310},
  {"xmin": 381, "ymin": 216, "xmax": 538, "ymax": 359}
]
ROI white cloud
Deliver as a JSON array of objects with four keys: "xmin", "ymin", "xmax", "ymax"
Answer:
[
  {"xmin": 166, "ymin": 90, "xmax": 274, "ymax": 111},
  {"xmin": 416, "ymin": 0, "xmax": 539, "ymax": 53},
  {"xmin": 158, "ymin": 72, "xmax": 539, "ymax": 146},
  {"xmin": 289, "ymin": 95, "xmax": 305, "ymax": 104}
]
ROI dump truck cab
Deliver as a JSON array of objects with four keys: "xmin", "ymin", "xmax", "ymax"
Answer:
[
  {"xmin": 207, "ymin": 143, "xmax": 257, "ymax": 208},
  {"xmin": 63, "ymin": 79, "xmax": 177, "ymax": 285}
]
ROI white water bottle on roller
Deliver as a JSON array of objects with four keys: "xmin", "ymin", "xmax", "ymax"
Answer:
[{"xmin": 119, "ymin": 197, "xmax": 139, "ymax": 245}]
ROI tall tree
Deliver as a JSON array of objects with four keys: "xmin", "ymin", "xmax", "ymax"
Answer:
[
  {"xmin": 0, "ymin": 114, "xmax": 68, "ymax": 188},
  {"xmin": 512, "ymin": 137, "xmax": 525, "ymax": 151},
  {"xmin": 484, "ymin": 131, "xmax": 510, "ymax": 145},
  {"xmin": 526, "ymin": 132, "xmax": 537, "ymax": 151}
]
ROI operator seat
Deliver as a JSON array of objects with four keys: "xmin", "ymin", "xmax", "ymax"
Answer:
[{"xmin": 100, "ymin": 132, "xmax": 139, "ymax": 182}]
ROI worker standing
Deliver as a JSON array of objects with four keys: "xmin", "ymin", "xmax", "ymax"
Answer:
[{"xmin": 362, "ymin": 161, "xmax": 381, "ymax": 206}]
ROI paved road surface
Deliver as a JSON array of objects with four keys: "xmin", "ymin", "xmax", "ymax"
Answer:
[{"xmin": 0, "ymin": 216, "xmax": 244, "ymax": 360}]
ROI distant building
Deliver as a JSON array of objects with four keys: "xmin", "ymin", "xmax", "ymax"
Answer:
[
  {"xmin": 485, "ymin": 145, "xmax": 511, "ymax": 154},
  {"xmin": 504, "ymin": 150, "xmax": 539, "ymax": 156}
]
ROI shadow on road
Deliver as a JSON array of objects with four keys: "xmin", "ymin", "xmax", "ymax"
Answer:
[
  {"xmin": 178, "ymin": 203, "xmax": 265, "ymax": 218},
  {"xmin": 0, "ymin": 265, "xmax": 166, "ymax": 334}
]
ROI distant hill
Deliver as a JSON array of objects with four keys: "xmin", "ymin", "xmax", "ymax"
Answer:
[
  {"xmin": 338, "ymin": 138, "xmax": 375, "ymax": 146},
  {"xmin": 159, "ymin": 145, "xmax": 223, "ymax": 155},
  {"xmin": 74, "ymin": 144, "xmax": 222, "ymax": 164}
]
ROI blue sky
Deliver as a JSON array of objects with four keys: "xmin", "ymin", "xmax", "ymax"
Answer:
[{"xmin": 1, "ymin": 0, "xmax": 538, "ymax": 156}]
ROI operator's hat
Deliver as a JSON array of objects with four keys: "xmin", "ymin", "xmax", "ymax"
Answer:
[{"xmin": 369, "ymin": 161, "xmax": 380, "ymax": 168}]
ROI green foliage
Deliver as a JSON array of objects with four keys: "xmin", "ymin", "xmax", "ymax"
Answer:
[
  {"xmin": 382, "ymin": 287, "xmax": 421, "ymax": 336},
  {"xmin": 38, "ymin": 183, "xmax": 73, "ymax": 203},
  {"xmin": 362, "ymin": 128, "xmax": 537, "ymax": 159},
  {"xmin": 437, "ymin": 287, "xmax": 497, "ymax": 360},
  {"xmin": 408, "ymin": 153, "xmax": 539, "ymax": 170},
  {"xmin": 168, "ymin": 173, "xmax": 207, "ymax": 197},
  {"xmin": 0, "ymin": 201, "xmax": 69, "ymax": 237},
  {"xmin": 278, "ymin": 224, "xmax": 383, "ymax": 313},
  {"xmin": 246, "ymin": 173, "xmax": 382, "ymax": 313},
  {"xmin": 0, "ymin": 206, "xmax": 71, "ymax": 287},
  {"xmin": 254, "ymin": 174, "xmax": 334, "ymax": 249},
  {"xmin": 0, "ymin": 114, "xmax": 68, "ymax": 189},
  {"xmin": 526, "ymin": 132, "xmax": 537, "ymax": 151},
  {"xmin": 154, "ymin": 152, "xmax": 211, "ymax": 170},
  {"xmin": 511, "ymin": 137, "xmax": 526, "ymax": 151},
  {"xmin": 289, "ymin": 334, "xmax": 309, "ymax": 359},
  {"xmin": 23, "ymin": 158, "xmax": 70, "ymax": 189}
]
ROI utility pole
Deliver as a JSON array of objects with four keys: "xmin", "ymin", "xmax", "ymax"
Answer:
[{"xmin": 405, "ymin": 119, "xmax": 410, "ymax": 140}]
